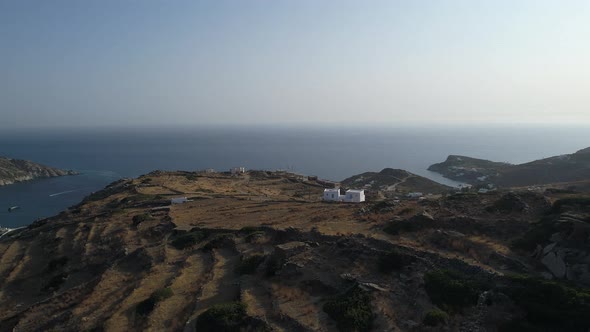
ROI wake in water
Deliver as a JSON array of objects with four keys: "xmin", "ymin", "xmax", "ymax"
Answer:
[{"xmin": 49, "ymin": 189, "xmax": 81, "ymax": 197}]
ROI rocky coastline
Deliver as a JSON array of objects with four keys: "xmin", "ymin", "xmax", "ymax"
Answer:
[{"xmin": 0, "ymin": 157, "xmax": 77, "ymax": 186}]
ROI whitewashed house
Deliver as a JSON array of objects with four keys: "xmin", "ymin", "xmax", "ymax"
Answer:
[
  {"xmin": 231, "ymin": 167, "xmax": 246, "ymax": 174},
  {"xmin": 344, "ymin": 189, "xmax": 365, "ymax": 203},
  {"xmin": 323, "ymin": 188, "xmax": 342, "ymax": 201},
  {"xmin": 407, "ymin": 192, "xmax": 423, "ymax": 199},
  {"xmin": 171, "ymin": 197, "xmax": 189, "ymax": 204},
  {"xmin": 323, "ymin": 188, "xmax": 365, "ymax": 203}
]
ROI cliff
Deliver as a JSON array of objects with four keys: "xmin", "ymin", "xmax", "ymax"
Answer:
[
  {"xmin": 0, "ymin": 157, "xmax": 77, "ymax": 186},
  {"xmin": 428, "ymin": 147, "xmax": 590, "ymax": 188}
]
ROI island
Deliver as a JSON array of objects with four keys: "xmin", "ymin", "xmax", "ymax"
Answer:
[
  {"xmin": 0, "ymin": 168, "xmax": 587, "ymax": 331},
  {"xmin": 0, "ymin": 157, "xmax": 77, "ymax": 186}
]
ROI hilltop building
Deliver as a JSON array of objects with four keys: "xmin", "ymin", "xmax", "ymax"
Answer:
[
  {"xmin": 171, "ymin": 197, "xmax": 189, "ymax": 204},
  {"xmin": 231, "ymin": 167, "xmax": 246, "ymax": 174},
  {"xmin": 323, "ymin": 188, "xmax": 365, "ymax": 203}
]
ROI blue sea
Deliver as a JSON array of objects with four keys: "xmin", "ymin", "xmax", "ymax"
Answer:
[{"xmin": 1, "ymin": 125, "xmax": 589, "ymax": 228}]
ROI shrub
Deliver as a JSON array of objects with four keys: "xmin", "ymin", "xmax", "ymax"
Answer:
[
  {"xmin": 236, "ymin": 255, "xmax": 265, "ymax": 275},
  {"xmin": 195, "ymin": 302, "xmax": 247, "ymax": 332},
  {"xmin": 323, "ymin": 285, "xmax": 374, "ymax": 332},
  {"xmin": 132, "ymin": 213, "xmax": 153, "ymax": 226},
  {"xmin": 47, "ymin": 256, "xmax": 68, "ymax": 272},
  {"xmin": 244, "ymin": 231, "xmax": 266, "ymax": 243},
  {"xmin": 202, "ymin": 233, "xmax": 235, "ymax": 251},
  {"xmin": 170, "ymin": 231, "xmax": 206, "ymax": 250},
  {"xmin": 550, "ymin": 197, "xmax": 590, "ymax": 214},
  {"xmin": 378, "ymin": 250, "xmax": 415, "ymax": 273},
  {"xmin": 186, "ymin": 173, "xmax": 198, "ymax": 181},
  {"xmin": 423, "ymin": 308, "xmax": 449, "ymax": 326},
  {"xmin": 424, "ymin": 270, "xmax": 489, "ymax": 312},
  {"xmin": 500, "ymin": 275, "xmax": 590, "ymax": 331},
  {"xmin": 136, "ymin": 288, "xmax": 174, "ymax": 316},
  {"xmin": 264, "ymin": 254, "xmax": 284, "ymax": 277},
  {"xmin": 239, "ymin": 226, "xmax": 259, "ymax": 234}
]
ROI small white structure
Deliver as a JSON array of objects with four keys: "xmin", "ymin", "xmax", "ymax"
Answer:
[
  {"xmin": 323, "ymin": 188, "xmax": 342, "ymax": 201},
  {"xmin": 171, "ymin": 197, "xmax": 189, "ymax": 204},
  {"xmin": 323, "ymin": 188, "xmax": 365, "ymax": 203},
  {"xmin": 407, "ymin": 192, "xmax": 423, "ymax": 199},
  {"xmin": 231, "ymin": 167, "xmax": 246, "ymax": 174},
  {"xmin": 478, "ymin": 188, "xmax": 489, "ymax": 194},
  {"xmin": 344, "ymin": 189, "xmax": 365, "ymax": 203}
]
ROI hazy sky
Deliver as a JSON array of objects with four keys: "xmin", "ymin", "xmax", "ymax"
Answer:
[{"xmin": 1, "ymin": 0, "xmax": 589, "ymax": 128}]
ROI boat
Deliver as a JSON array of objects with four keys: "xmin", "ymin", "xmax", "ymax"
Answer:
[{"xmin": 7, "ymin": 206, "xmax": 20, "ymax": 212}]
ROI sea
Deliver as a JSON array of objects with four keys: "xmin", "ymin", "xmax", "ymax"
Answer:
[{"xmin": 1, "ymin": 125, "xmax": 589, "ymax": 228}]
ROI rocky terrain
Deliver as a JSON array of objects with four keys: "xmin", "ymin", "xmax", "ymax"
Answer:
[
  {"xmin": 429, "ymin": 147, "xmax": 590, "ymax": 188},
  {"xmin": 0, "ymin": 157, "xmax": 77, "ymax": 186},
  {"xmin": 0, "ymin": 170, "xmax": 589, "ymax": 331}
]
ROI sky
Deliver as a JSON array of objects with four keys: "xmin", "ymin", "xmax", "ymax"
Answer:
[{"xmin": 1, "ymin": 0, "xmax": 589, "ymax": 128}]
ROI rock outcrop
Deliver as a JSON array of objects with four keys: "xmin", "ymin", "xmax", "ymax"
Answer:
[{"xmin": 0, "ymin": 157, "xmax": 77, "ymax": 186}]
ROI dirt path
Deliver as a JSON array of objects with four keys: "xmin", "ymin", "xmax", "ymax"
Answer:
[{"xmin": 386, "ymin": 174, "xmax": 415, "ymax": 191}]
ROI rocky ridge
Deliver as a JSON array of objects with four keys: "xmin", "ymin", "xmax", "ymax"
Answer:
[{"xmin": 0, "ymin": 157, "xmax": 77, "ymax": 186}]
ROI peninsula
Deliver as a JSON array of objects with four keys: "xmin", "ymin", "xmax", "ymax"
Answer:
[
  {"xmin": 429, "ymin": 147, "xmax": 590, "ymax": 188},
  {"xmin": 0, "ymin": 157, "xmax": 77, "ymax": 186}
]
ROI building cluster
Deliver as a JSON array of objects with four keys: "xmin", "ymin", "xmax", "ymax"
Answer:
[{"xmin": 323, "ymin": 188, "xmax": 365, "ymax": 203}]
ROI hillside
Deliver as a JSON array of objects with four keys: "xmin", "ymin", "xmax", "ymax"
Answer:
[
  {"xmin": 341, "ymin": 168, "xmax": 452, "ymax": 194},
  {"xmin": 429, "ymin": 147, "xmax": 590, "ymax": 188},
  {"xmin": 0, "ymin": 157, "xmax": 77, "ymax": 186},
  {"xmin": 1, "ymin": 170, "xmax": 588, "ymax": 331}
]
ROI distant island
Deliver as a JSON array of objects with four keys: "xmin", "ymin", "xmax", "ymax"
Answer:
[
  {"xmin": 0, "ymin": 157, "xmax": 77, "ymax": 186},
  {"xmin": 429, "ymin": 147, "xmax": 590, "ymax": 188}
]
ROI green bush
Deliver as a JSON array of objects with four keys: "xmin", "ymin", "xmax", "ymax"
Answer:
[
  {"xmin": 550, "ymin": 197, "xmax": 590, "ymax": 214},
  {"xmin": 378, "ymin": 250, "xmax": 415, "ymax": 273},
  {"xmin": 195, "ymin": 302, "xmax": 247, "ymax": 332},
  {"xmin": 136, "ymin": 288, "xmax": 174, "ymax": 316},
  {"xmin": 47, "ymin": 256, "xmax": 68, "ymax": 272},
  {"xmin": 239, "ymin": 226, "xmax": 259, "ymax": 234},
  {"xmin": 236, "ymin": 255, "xmax": 265, "ymax": 275},
  {"xmin": 170, "ymin": 231, "xmax": 206, "ymax": 250},
  {"xmin": 264, "ymin": 254, "xmax": 284, "ymax": 277},
  {"xmin": 323, "ymin": 285, "xmax": 374, "ymax": 332},
  {"xmin": 202, "ymin": 233, "xmax": 234, "ymax": 251},
  {"xmin": 185, "ymin": 173, "xmax": 199, "ymax": 181},
  {"xmin": 424, "ymin": 270, "xmax": 488, "ymax": 312},
  {"xmin": 500, "ymin": 276, "xmax": 590, "ymax": 331},
  {"xmin": 423, "ymin": 308, "xmax": 449, "ymax": 326},
  {"xmin": 132, "ymin": 213, "xmax": 153, "ymax": 226},
  {"xmin": 244, "ymin": 231, "xmax": 266, "ymax": 243}
]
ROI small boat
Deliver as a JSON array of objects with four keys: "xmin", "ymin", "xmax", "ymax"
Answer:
[{"xmin": 7, "ymin": 206, "xmax": 20, "ymax": 212}]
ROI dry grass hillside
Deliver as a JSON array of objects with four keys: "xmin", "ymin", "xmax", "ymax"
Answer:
[{"xmin": 0, "ymin": 170, "xmax": 589, "ymax": 331}]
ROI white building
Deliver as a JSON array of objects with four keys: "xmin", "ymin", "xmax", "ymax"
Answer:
[
  {"xmin": 231, "ymin": 167, "xmax": 246, "ymax": 174},
  {"xmin": 344, "ymin": 189, "xmax": 365, "ymax": 203},
  {"xmin": 171, "ymin": 197, "xmax": 189, "ymax": 204},
  {"xmin": 407, "ymin": 192, "xmax": 423, "ymax": 198},
  {"xmin": 323, "ymin": 188, "xmax": 342, "ymax": 201},
  {"xmin": 323, "ymin": 188, "xmax": 365, "ymax": 203}
]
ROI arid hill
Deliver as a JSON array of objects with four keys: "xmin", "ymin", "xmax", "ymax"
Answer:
[
  {"xmin": 0, "ymin": 170, "xmax": 588, "ymax": 331},
  {"xmin": 0, "ymin": 157, "xmax": 77, "ymax": 186},
  {"xmin": 429, "ymin": 147, "xmax": 590, "ymax": 188},
  {"xmin": 341, "ymin": 168, "xmax": 452, "ymax": 195}
]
